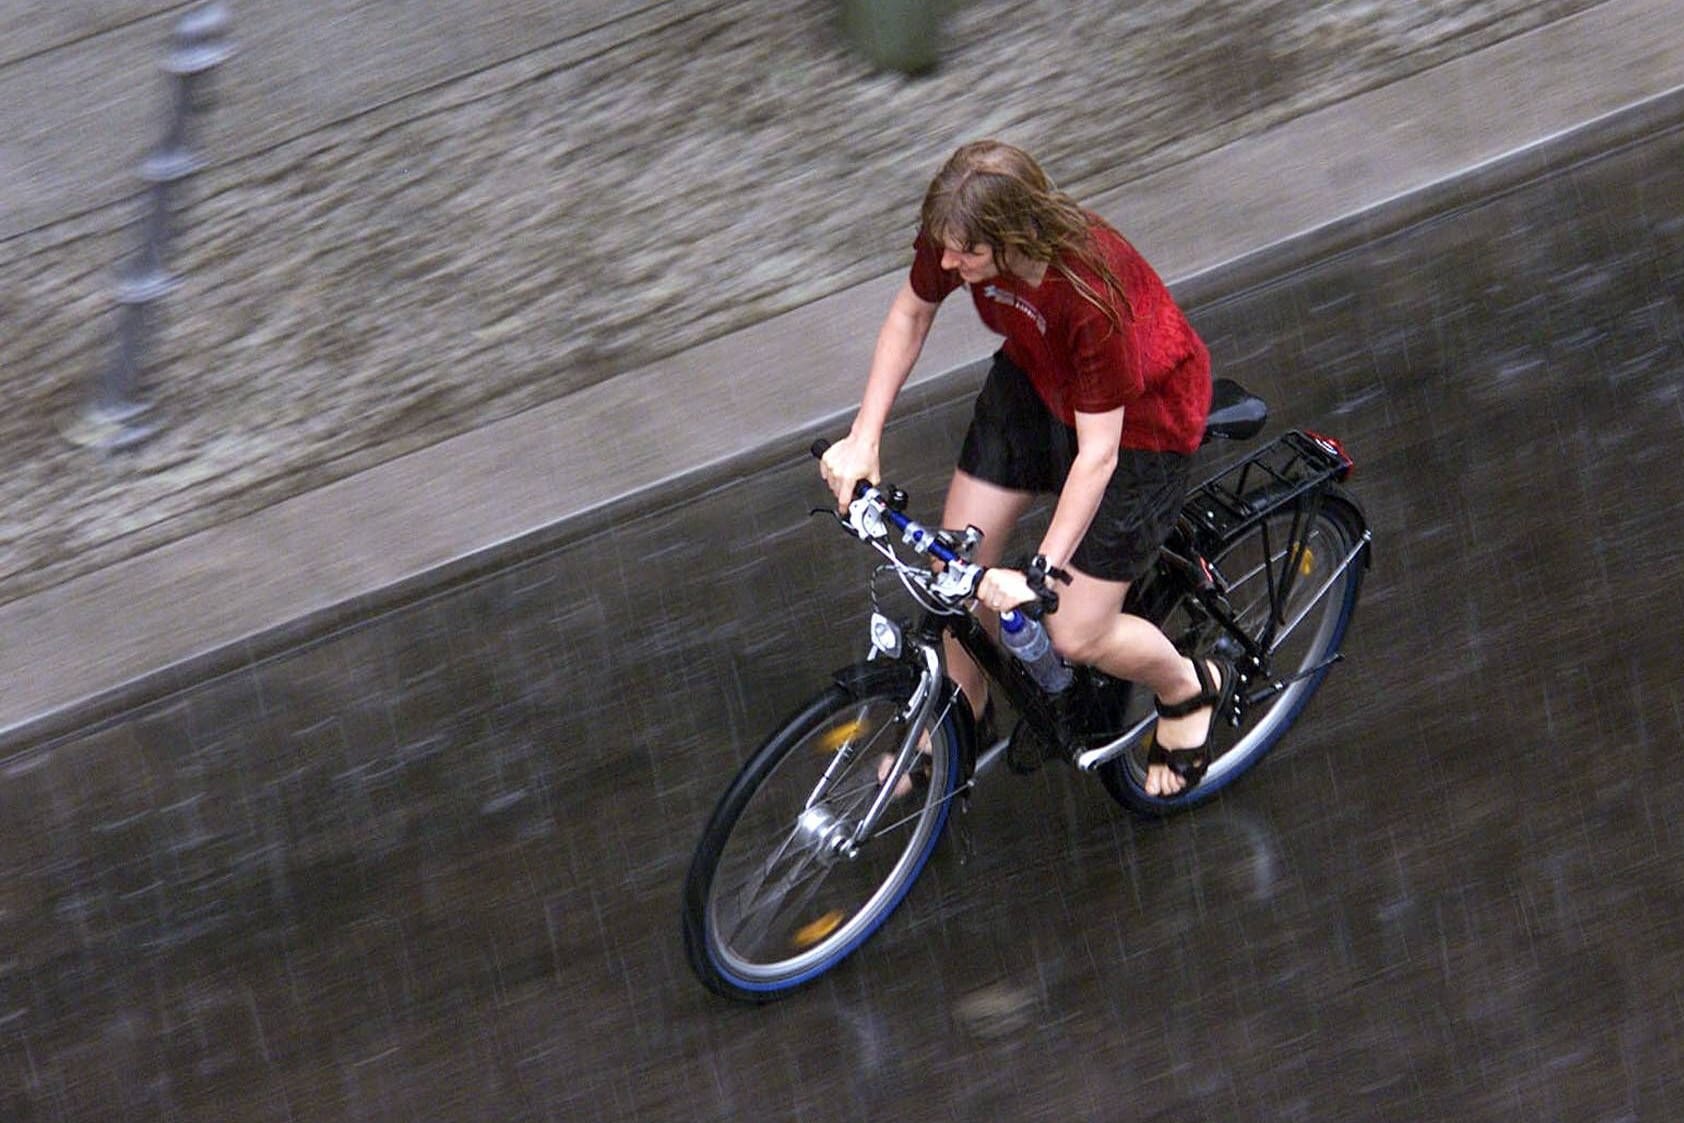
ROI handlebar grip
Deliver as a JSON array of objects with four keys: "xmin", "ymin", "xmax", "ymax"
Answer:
[
  {"xmin": 814, "ymin": 438, "xmax": 886, "ymax": 503},
  {"xmin": 983, "ymin": 566, "xmax": 1059, "ymax": 619}
]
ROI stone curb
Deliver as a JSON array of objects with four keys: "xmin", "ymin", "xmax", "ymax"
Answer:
[{"xmin": 4, "ymin": 0, "xmax": 1683, "ymax": 755}]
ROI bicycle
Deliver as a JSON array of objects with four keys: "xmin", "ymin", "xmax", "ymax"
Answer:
[{"xmin": 681, "ymin": 379, "xmax": 1372, "ymax": 1002}]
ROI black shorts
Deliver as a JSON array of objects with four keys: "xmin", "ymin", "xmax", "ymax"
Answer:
[{"xmin": 957, "ymin": 353, "xmax": 1191, "ymax": 583}]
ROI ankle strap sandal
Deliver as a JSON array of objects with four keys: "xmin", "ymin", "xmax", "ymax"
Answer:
[{"xmin": 1148, "ymin": 657, "xmax": 1238, "ymax": 792}]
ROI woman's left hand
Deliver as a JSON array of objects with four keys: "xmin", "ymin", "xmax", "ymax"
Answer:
[{"xmin": 975, "ymin": 568, "xmax": 1038, "ymax": 614}]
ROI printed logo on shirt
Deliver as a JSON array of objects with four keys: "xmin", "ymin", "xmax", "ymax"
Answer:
[{"xmin": 980, "ymin": 283, "xmax": 1047, "ymax": 335}]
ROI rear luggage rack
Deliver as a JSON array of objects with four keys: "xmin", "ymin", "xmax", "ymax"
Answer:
[{"xmin": 1178, "ymin": 430, "xmax": 1354, "ymax": 548}]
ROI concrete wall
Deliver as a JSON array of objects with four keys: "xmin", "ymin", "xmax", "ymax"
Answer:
[{"xmin": 0, "ymin": 0, "xmax": 674, "ymax": 243}]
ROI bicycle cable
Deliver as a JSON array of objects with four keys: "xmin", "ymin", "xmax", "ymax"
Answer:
[{"xmin": 866, "ymin": 542, "xmax": 968, "ymax": 619}]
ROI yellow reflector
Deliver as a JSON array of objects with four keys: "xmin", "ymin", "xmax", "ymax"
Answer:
[
  {"xmin": 818, "ymin": 720, "xmax": 867, "ymax": 753},
  {"xmin": 1298, "ymin": 547, "xmax": 1316, "ymax": 577},
  {"xmin": 792, "ymin": 910, "xmax": 845, "ymax": 949}
]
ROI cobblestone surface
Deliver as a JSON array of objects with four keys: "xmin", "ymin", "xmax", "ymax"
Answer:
[{"xmin": 0, "ymin": 0, "xmax": 1594, "ymax": 603}]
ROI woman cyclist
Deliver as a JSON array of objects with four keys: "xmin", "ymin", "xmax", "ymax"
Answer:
[{"xmin": 819, "ymin": 140, "xmax": 1233, "ymax": 798}]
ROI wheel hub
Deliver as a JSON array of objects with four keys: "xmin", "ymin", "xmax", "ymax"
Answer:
[{"xmin": 797, "ymin": 804, "xmax": 857, "ymax": 862}]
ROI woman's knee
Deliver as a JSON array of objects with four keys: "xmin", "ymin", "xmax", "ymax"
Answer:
[
  {"xmin": 1043, "ymin": 575, "xmax": 1128, "ymax": 666},
  {"xmin": 941, "ymin": 471, "xmax": 1031, "ymax": 563},
  {"xmin": 1047, "ymin": 618, "xmax": 1106, "ymax": 666}
]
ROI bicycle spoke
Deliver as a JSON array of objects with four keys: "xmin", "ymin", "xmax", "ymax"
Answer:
[
  {"xmin": 716, "ymin": 823, "xmax": 807, "ymax": 921},
  {"xmin": 827, "ymin": 772, "xmax": 887, "ymax": 810},
  {"xmin": 719, "ymin": 711, "xmax": 918, "ymax": 908},
  {"xmin": 805, "ymin": 712, "xmax": 900, "ymax": 807},
  {"xmin": 1267, "ymin": 534, "xmax": 1367, "ymax": 655},
  {"xmin": 715, "ymin": 731, "xmax": 911, "ymax": 953},
  {"xmin": 724, "ymin": 844, "xmax": 832, "ymax": 953},
  {"xmin": 690, "ymin": 677, "xmax": 964, "ymax": 995},
  {"xmin": 1225, "ymin": 527, "xmax": 1332, "ymax": 638},
  {"xmin": 869, "ymin": 786, "xmax": 961, "ymax": 841},
  {"xmin": 1097, "ymin": 493, "xmax": 1365, "ymax": 815}
]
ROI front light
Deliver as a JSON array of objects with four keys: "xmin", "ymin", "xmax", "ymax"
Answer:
[{"xmin": 868, "ymin": 612, "xmax": 902, "ymax": 658}]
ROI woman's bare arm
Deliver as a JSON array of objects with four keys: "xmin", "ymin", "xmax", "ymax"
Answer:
[{"xmin": 819, "ymin": 281, "xmax": 940, "ymax": 509}]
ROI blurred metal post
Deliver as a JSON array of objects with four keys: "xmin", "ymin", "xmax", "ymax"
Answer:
[
  {"xmin": 65, "ymin": 3, "xmax": 233, "ymax": 452},
  {"xmin": 841, "ymin": 0, "xmax": 941, "ymax": 75}
]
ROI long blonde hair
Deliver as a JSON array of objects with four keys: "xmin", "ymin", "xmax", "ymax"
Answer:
[{"xmin": 919, "ymin": 140, "xmax": 1130, "ymax": 329}]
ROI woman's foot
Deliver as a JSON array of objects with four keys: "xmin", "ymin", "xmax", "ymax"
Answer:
[
  {"xmin": 876, "ymin": 741, "xmax": 932, "ymax": 800},
  {"xmin": 1146, "ymin": 658, "xmax": 1234, "ymax": 797},
  {"xmin": 875, "ymin": 694, "xmax": 992, "ymax": 799}
]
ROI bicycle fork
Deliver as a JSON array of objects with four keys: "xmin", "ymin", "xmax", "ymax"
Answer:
[
  {"xmin": 801, "ymin": 641, "xmax": 946, "ymax": 860},
  {"xmin": 853, "ymin": 642, "xmax": 945, "ymax": 851}
]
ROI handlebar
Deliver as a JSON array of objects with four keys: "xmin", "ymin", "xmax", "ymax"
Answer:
[{"xmin": 811, "ymin": 438, "xmax": 1058, "ymax": 617}]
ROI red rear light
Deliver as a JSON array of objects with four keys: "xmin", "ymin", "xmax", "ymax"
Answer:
[{"xmin": 1303, "ymin": 430, "xmax": 1354, "ymax": 479}]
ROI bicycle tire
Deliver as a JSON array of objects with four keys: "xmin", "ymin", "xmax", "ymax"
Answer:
[
  {"xmin": 1099, "ymin": 488, "xmax": 1368, "ymax": 815},
  {"xmin": 681, "ymin": 661, "xmax": 963, "ymax": 1002}
]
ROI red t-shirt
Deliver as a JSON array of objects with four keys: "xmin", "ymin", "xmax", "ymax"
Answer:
[{"xmin": 909, "ymin": 221, "xmax": 1211, "ymax": 454}]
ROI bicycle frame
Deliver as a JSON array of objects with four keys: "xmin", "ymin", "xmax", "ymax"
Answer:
[
  {"xmin": 686, "ymin": 411, "xmax": 1375, "ymax": 1002},
  {"xmin": 806, "ymin": 426, "xmax": 1371, "ymax": 838}
]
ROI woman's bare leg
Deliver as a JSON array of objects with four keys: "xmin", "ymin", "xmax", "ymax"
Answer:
[
  {"xmin": 876, "ymin": 470, "xmax": 1032, "ymax": 798},
  {"xmin": 938, "ymin": 470, "xmax": 1034, "ymax": 719},
  {"xmin": 1043, "ymin": 566, "xmax": 1216, "ymax": 797}
]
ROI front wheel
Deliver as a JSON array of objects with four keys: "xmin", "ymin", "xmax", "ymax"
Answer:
[
  {"xmin": 1100, "ymin": 489, "xmax": 1368, "ymax": 814},
  {"xmin": 681, "ymin": 662, "xmax": 963, "ymax": 1002}
]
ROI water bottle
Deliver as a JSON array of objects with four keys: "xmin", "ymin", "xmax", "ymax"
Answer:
[{"xmin": 999, "ymin": 610, "xmax": 1072, "ymax": 694}]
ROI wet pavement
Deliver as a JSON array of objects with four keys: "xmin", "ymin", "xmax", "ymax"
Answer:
[{"xmin": 4, "ymin": 113, "xmax": 1684, "ymax": 1122}]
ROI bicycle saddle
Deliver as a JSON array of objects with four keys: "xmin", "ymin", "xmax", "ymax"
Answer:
[{"xmin": 1202, "ymin": 378, "xmax": 1268, "ymax": 444}]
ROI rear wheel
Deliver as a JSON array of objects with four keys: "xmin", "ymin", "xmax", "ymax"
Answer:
[
  {"xmin": 682, "ymin": 662, "xmax": 962, "ymax": 1001},
  {"xmin": 1100, "ymin": 489, "xmax": 1367, "ymax": 814}
]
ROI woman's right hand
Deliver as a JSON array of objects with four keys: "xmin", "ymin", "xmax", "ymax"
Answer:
[{"xmin": 819, "ymin": 434, "xmax": 881, "ymax": 513}]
